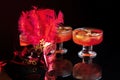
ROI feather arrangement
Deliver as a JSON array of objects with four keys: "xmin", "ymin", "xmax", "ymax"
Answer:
[
  {"xmin": 18, "ymin": 7, "xmax": 64, "ymax": 46},
  {"xmin": 18, "ymin": 7, "xmax": 64, "ymax": 72}
]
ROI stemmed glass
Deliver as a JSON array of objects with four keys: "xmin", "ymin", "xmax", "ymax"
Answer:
[
  {"xmin": 46, "ymin": 26, "xmax": 73, "ymax": 79},
  {"xmin": 55, "ymin": 26, "xmax": 72, "ymax": 54},
  {"xmin": 72, "ymin": 27, "xmax": 103, "ymax": 80},
  {"xmin": 54, "ymin": 26, "xmax": 73, "ymax": 77}
]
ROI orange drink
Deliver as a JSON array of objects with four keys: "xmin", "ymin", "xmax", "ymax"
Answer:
[
  {"xmin": 56, "ymin": 26, "xmax": 72, "ymax": 43},
  {"xmin": 73, "ymin": 28, "xmax": 103, "ymax": 46}
]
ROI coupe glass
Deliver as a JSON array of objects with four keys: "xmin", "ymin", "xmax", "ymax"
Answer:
[
  {"xmin": 54, "ymin": 26, "xmax": 72, "ymax": 54},
  {"xmin": 46, "ymin": 26, "xmax": 73, "ymax": 78},
  {"xmin": 72, "ymin": 27, "xmax": 103, "ymax": 80}
]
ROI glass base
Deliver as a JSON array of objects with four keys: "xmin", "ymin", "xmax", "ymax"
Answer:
[
  {"xmin": 50, "ymin": 48, "xmax": 67, "ymax": 54},
  {"xmin": 78, "ymin": 45, "xmax": 97, "ymax": 59},
  {"xmin": 60, "ymin": 48, "xmax": 67, "ymax": 54},
  {"xmin": 78, "ymin": 50, "xmax": 97, "ymax": 58}
]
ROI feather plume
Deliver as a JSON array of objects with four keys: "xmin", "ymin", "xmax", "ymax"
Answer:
[{"xmin": 18, "ymin": 8, "xmax": 64, "ymax": 46}]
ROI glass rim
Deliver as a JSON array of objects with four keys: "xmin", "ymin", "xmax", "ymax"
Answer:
[{"xmin": 73, "ymin": 27, "xmax": 103, "ymax": 34}]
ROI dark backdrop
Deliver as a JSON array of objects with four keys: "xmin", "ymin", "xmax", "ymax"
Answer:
[{"xmin": 0, "ymin": 0, "xmax": 116, "ymax": 80}]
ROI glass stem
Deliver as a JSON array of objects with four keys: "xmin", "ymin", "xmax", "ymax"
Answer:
[
  {"xmin": 57, "ymin": 42, "xmax": 63, "ymax": 50},
  {"xmin": 56, "ymin": 42, "xmax": 67, "ymax": 54},
  {"xmin": 82, "ymin": 46, "xmax": 93, "ymax": 64}
]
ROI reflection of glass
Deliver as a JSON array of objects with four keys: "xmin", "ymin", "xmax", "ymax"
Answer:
[
  {"xmin": 72, "ymin": 27, "xmax": 103, "ymax": 80},
  {"xmin": 73, "ymin": 63, "xmax": 102, "ymax": 80},
  {"xmin": 47, "ymin": 48, "xmax": 73, "ymax": 78},
  {"xmin": 52, "ymin": 53, "xmax": 73, "ymax": 78},
  {"xmin": 55, "ymin": 26, "xmax": 72, "ymax": 54}
]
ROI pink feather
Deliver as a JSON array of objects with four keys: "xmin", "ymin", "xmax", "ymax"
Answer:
[
  {"xmin": 18, "ymin": 8, "xmax": 64, "ymax": 46},
  {"xmin": 56, "ymin": 10, "xmax": 64, "ymax": 25}
]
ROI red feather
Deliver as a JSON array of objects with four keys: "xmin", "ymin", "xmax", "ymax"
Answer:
[
  {"xmin": 57, "ymin": 10, "xmax": 64, "ymax": 25},
  {"xmin": 18, "ymin": 8, "xmax": 64, "ymax": 46}
]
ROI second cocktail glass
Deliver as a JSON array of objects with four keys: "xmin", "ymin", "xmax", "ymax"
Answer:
[
  {"xmin": 55, "ymin": 26, "xmax": 72, "ymax": 54},
  {"xmin": 72, "ymin": 27, "xmax": 103, "ymax": 80},
  {"xmin": 47, "ymin": 26, "xmax": 73, "ymax": 78}
]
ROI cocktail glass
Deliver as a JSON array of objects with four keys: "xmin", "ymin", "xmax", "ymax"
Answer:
[
  {"xmin": 47, "ymin": 26, "xmax": 73, "ymax": 78},
  {"xmin": 72, "ymin": 27, "xmax": 103, "ymax": 80},
  {"xmin": 55, "ymin": 26, "xmax": 72, "ymax": 54}
]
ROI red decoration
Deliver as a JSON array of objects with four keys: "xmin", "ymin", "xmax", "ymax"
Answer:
[{"xmin": 18, "ymin": 7, "xmax": 64, "ymax": 46}]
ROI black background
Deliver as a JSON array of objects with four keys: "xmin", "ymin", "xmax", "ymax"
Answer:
[{"xmin": 0, "ymin": 0, "xmax": 116, "ymax": 80}]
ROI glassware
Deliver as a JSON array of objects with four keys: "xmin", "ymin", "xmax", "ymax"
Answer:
[
  {"xmin": 54, "ymin": 26, "xmax": 72, "ymax": 54},
  {"xmin": 45, "ymin": 26, "xmax": 73, "ymax": 78},
  {"xmin": 72, "ymin": 27, "xmax": 103, "ymax": 80},
  {"xmin": 19, "ymin": 33, "xmax": 30, "ymax": 46}
]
